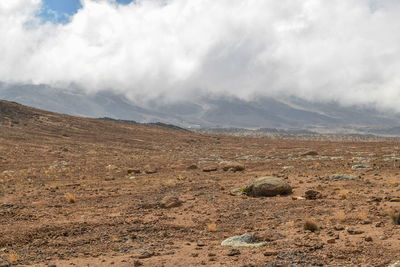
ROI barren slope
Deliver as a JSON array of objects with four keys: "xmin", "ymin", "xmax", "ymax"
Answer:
[{"xmin": 1, "ymin": 100, "xmax": 400, "ymax": 267}]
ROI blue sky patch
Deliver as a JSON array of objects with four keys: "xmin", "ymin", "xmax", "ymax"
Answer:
[{"xmin": 38, "ymin": 0, "xmax": 134, "ymax": 24}]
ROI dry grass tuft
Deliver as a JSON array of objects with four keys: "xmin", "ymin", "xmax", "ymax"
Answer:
[
  {"xmin": 303, "ymin": 220, "xmax": 319, "ymax": 232},
  {"xmin": 64, "ymin": 193, "xmax": 76, "ymax": 203},
  {"xmin": 338, "ymin": 189, "xmax": 350, "ymax": 199},
  {"xmin": 387, "ymin": 209, "xmax": 400, "ymax": 225},
  {"xmin": 7, "ymin": 253, "xmax": 19, "ymax": 264},
  {"xmin": 335, "ymin": 210, "xmax": 347, "ymax": 223},
  {"xmin": 207, "ymin": 222, "xmax": 218, "ymax": 232}
]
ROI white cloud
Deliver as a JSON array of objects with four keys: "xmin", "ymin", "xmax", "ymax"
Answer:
[{"xmin": 1, "ymin": 0, "xmax": 400, "ymax": 110}]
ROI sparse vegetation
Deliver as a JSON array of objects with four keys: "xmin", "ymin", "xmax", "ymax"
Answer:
[
  {"xmin": 64, "ymin": 193, "xmax": 76, "ymax": 203},
  {"xmin": 240, "ymin": 185, "xmax": 250, "ymax": 194},
  {"xmin": 7, "ymin": 253, "xmax": 19, "ymax": 264},
  {"xmin": 207, "ymin": 222, "xmax": 218, "ymax": 232},
  {"xmin": 388, "ymin": 209, "xmax": 400, "ymax": 225},
  {"xmin": 335, "ymin": 210, "xmax": 347, "ymax": 223},
  {"xmin": 339, "ymin": 189, "xmax": 350, "ymax": 199},
  {"xmin": 303, "ymin": 220, "xmax": 319, "ymax": 232}
]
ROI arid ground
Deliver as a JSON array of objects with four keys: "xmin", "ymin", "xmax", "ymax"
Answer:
[{"xmin": 1, "ymin": 100, "xmax": 400, "ymax": 267}]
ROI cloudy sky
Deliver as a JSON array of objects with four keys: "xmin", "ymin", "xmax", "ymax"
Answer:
[{"xmin": 1, "ymin": 0, "xmax": 400, "ymax": 110}]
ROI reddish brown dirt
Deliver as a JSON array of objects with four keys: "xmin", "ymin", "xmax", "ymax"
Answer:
[{"xmin": 1, "ymin": 100, "xmax": 400, "ymax": 267}]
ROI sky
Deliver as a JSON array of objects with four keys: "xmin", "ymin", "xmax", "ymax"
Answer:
[
  {"xmin": 39, "ymin": 0, "xmax": 133, "ymax": 23},
  {"xmin": 1, "ymin": 0, "xmax": 400, "ymax": 111}
]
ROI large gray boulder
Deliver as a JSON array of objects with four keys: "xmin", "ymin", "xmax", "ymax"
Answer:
[{"xmin": 246, "ymin": 176, "xmax": 292, "ymax": 197}]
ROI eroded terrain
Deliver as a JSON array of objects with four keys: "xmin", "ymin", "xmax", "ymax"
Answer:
[{"xmin": 1, "ymin": 101, "xmax": 400, "ymax": 267}]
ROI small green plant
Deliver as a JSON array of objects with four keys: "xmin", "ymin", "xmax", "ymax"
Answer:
[
  {"xmin": 240, "ymin": 185, "xmax": 250, "ymax": 194},
  {"xmin": 303, "ymin": 220, "xmax": 319, "ymax": 232}
]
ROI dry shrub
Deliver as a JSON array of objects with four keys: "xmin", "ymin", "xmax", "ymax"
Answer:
[
  {"xmin": 387, "ymin": 209, "xmax": 400, "ymax": 225},
  {"xmin": 64, "ymin": 193, "xmax": 76, "ymax": 203},
  {"xmin": 207, "ymin": 222, "xmax": 218, "ymax": 232},
  {"xmin": 339, "ymin": 190, "xmax": 350, "ymax": 199},
  {"xmin": 335, "ymin": 210, "xmax": 347, "ymax": 223},
  {"xmin": 7, "ymin": 253, "xmax": 19, "ymax": 264},
  {"xmin": 303, "ymin": 220, "xmax": 319, "ymax": 232},
  {"xmin": 357, "ymin": 212, "xmax": 368, "ymax": 221}
]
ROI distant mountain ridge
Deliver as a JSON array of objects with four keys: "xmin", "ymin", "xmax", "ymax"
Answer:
[{"xmin": 1, "ymin": 82, "xmax": 400, "ymax": 135}]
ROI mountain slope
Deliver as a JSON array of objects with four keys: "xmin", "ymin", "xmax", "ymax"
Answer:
[{"xmin": 1, "ymin": 82, "xmax": 400, "ymax": 133}]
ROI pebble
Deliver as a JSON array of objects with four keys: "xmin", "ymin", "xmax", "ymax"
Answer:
[{"xmin": 227, "ymin": 249, "xmax": 241, "ymax": 256}]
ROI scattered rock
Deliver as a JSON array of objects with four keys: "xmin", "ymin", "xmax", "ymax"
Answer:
[
  {"xmin": 347, "ymin": 228, "xmax": 364, "ymax": 235},
  {"xmin": 304, "ymin": 189, "xmax": 323, "ymax": 200},
  {"xmin": 229, "ymin": 188, "xmax": 245, "ymax": 196},
  {"xmin": 263, "ymin": 250, "xmax": 278, "ymax": 256},
  {"xmin": 369, "ymin": 197, "xmax": 382, "ymax": 202},
  {"xmin": 197, "ymin": 241, "xmax": 206, "ymax": 247},
  {"xmin": 333, "ymin": 226, "xmax": 345, "ymax": 231},
  {"xmin": 127, "ymin": 169, "xmax": 141, "ymax": 174},
  {"xmin": 301, "ymin": 151, "xmax": 318, "ymax": 156},
  {"xmin": 133, "ymin": 260, "xmax": 143, "ymax": 266},
  {"xmin": 159, "ymin": 196, "xmax": 182, "ymax": 208},
  {"xmin": 327, "ymin": 239, "xmax": 336, "ymax": 244},
  {"xmin": 132, "ymin": 249, "xmax": 154, "ymax": 259},
  {"xmin": 47, "ymin": 264, "xmax": 57, "ymax": 267},
  {"xmin": 144, "ymin": 166, "xmax": 157, "ymax": 174},
  {"xmin": 105, "ymin": 165, "xmax": 118, "ymax": 170},
  {"xmin": 187, "ymin": 164, "xmax": 198, "ymax": 170},
  {"xmin": 245, "ymin": 176, "xmax": 292, "ymax": 197},
  {"xmin": 221, "ymin": 234, "xmax": 266, "ymax": 248},
  {"xmin": 282, "ymin": 166, "xmax": 294, "ymax": 169},
  {"xmin": 303, "ymin": 221, "xmax": 319, "ymax": 232},
  {"xmin": 227, "ymin": 249, "xmax": 241, "ymax": 256},
  {"xmin": 388, "ymin": 261, "xmax": 400, "ymax": 267},
  {"xmin": 351, "ymin": 165, "xmax": 370, "ymax": 170},
  {"xmin": 364, "ymin": 236, "xmax": 373, "ymax": 242},
  {"xmin": 202, "ymin": 166, "xmax": 218, "ymax": 172},
  {"xmin": 328, "ymin": 174, "xmax": 358, "ymax": 180},
  {"xmin": 221, "ymin": 162, "xmax": 245, "ymax": 172}
]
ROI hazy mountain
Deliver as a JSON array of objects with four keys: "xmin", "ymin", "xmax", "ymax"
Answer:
[{"xmin": 1, "ymin": 82, "xmax": 400, "ymax": 134}]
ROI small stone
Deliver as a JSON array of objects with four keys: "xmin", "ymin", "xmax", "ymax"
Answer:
[
  {"xmin": 327, "ymin": 239, "xmax": 336, "ymax": 244},
  {"xmin": 388, "ymin": 261, "xmax": 400, "ymax": 267},
  {"xmin": 197, "ymin": 241, "xmax": 206, "ymax": 247},
  {"xmin": 328, "ymin": 174, "xmax": 358, "ymax": 180},
  {"xmin": 159, "ymin": 196, "xmax": 182, "ymax": 208},
  {"xmin": 221, "ymin": 234, "xmax": 266, "ymax": 248},
  {"xmin": 351, "ymin": 165, "xmax": 370, "ymax": 170},
  {"xmin": 229, "ymin": 188, "xmax": 245, "ymax": 196},
  {"xmin": 187, "ymin": 164, "xmax": 198, "ymax": 170},
  {"xmin": 347, "ymin": 228, "xmax": 364, "ymax": 235},
  {"xmin": 222, "ymin": 162, "xmax": 245, "ymax": 172},
  {"xmin": 47, "ymin": 264, "xmax": 57, "ymax": 267},
  {"xmin": 304, "ymin": 189, "xmax": 323, "ymax": 200},
  {"xmin": 202, "ymin": 166, "xmax": 218, "ymax": 172},
  {"xmin": 227, "ymin": 249, "xmax": 241, "ymax": 256},
  {"xmin": 191, "ymin": 253, "xmax": 199, "ymax": 257},
  {"xmin": 333, "ymin": 226, "xmax": 344, "ymax": 231},
  {"xmin": 133, "ymin": 260, "xmax": 143, "ymax": 267},
  {"xmin": 263, "ymin": 250, "xmax": 278, "ymax": 256},
  {"xmin": 301, "ymin": 151, "xmax": 318, "ymax": 156},
  {"xmin": 127, "ymin": 169, "xmax": 141, "ymax": 174},
  {"xmin": 132, "ymin": 249, "xmax": 154, "ymax": 259},
  {"xmin": 364, "ymin": 236, "xmax": 373, "ymax": 242}
]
